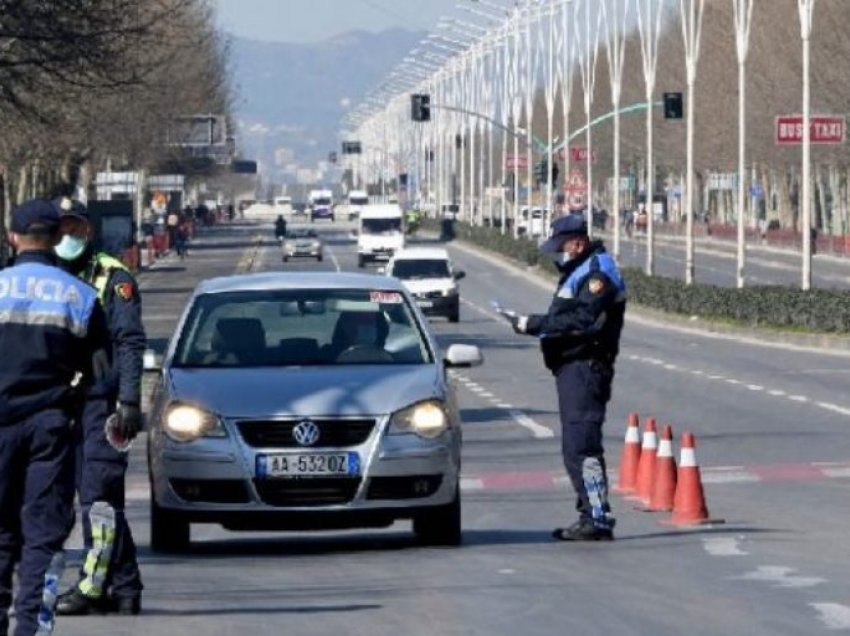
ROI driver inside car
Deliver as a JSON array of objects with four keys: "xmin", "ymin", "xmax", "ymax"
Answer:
[{"xmin": 330, "ymin": 310, "xmax": 389, "ymax": 360}]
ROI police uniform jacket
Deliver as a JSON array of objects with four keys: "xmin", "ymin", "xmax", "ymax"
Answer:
[
  {"xmin": 525, "ymin": 241, "xmax": 627, "ymax": 374},
  {"xmin": 0, "ymin": 251, "xmax": 110, "ymax": 424},
  {"xmin": 83, "ymin": 253, "xmax": 146, "ymax": 405}
]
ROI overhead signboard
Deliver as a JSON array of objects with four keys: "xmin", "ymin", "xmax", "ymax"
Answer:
[
  {"xmin": 504, "ymin": 154, "xmax": 530, "ymax": 170},
  {"xmin": 707, "ymin": 172, "xmax": 738, "ymax": 191},
  {"xmin": 775, "ymin": 115, "xmax": 846, "ymax": 145}
]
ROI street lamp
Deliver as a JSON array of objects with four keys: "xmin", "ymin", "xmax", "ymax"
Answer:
[{"xmin": 799, "ymin": 0, "xmax": 817, "ymax": 291}]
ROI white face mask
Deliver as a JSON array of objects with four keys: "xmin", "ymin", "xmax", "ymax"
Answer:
[
  {"xmin": 551, "ymin": 252, "xmax": 572, "ymax": 266},
  {"xmin": 54, "ymin": 235, "xmax": 88, "ymax": 261}
]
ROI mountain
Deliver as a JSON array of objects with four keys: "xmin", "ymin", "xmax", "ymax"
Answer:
[{"xmin": 230, "ymin": 28, "xmax": 424, "ymax": 181}]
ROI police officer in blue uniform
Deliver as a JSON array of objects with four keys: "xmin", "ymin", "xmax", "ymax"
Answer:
[
  {"xmin": 52, "ymin": 200, "xmax": 146, "ymax": 616},
  {"xmin": 507, "ymin": 214, "xmax": 626, "ymax": 541},
  {"xmin": 0, "ymin": 199, "xmax": 110, "ymax": 636}
]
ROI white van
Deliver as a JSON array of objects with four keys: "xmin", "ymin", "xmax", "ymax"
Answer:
[
  {"xmin": 385, "ymin": 247, "xmax": 465, "ymax": 322},
  {"xmin": 357, "ymin": 204, "xmax": 405, "ymax": 267},
  {"xmin": 348, "ymin": 190, "xmax": 369, "ymax": 221},
  {"xmin": 274, "ymin": 196, "xmax": 292, "ymax": 216}
]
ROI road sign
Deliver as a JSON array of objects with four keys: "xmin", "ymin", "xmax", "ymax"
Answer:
[
  {"xmin": 504, "ymin": 154, "xmax": 530, "ymax": 170},
  {"xmin": 775, "ymin": 115, "xmax": 846, "ymax": 145},
  {"xmin": 563, "ymin": 168, "xmax": 586, "ymax": 193},
  {"xmin": 707, "ymin": 172, "xmax": 738, "ymax": 191},
  {"xmin": 558, "ymin": 146, "xmax": 596, "ymax": 164}
]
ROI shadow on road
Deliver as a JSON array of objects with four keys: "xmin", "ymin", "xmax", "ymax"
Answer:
[{"xmin": 140, "ymin": 602, "xmax": 382, "ymax": 617}]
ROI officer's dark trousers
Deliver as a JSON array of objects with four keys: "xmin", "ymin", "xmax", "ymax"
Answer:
[
  {"xmin": 73, "ymin": 399, "xmax": 142, "ymax": 600},
  {"xmin": 0, "ymin": 409, "xmax": 75, "ymax": 636},
  {"xmin": 556, "ymin": 359, "xmax": 614, "ymax": 523}
]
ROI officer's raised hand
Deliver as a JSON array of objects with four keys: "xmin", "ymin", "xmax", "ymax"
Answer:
[{"xmin": 115, "ymin": 402, "xmax": 143, "ymax": 439}]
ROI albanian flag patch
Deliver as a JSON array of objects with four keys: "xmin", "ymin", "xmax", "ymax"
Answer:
[{"xmin": 114, "ymin": 282, "xmax": 135, "ymax": 300}]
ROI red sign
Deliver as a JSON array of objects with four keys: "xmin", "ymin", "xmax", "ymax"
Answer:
[
  {"xmin": 558, "ymin": 146, "xmax": 597, "ymax": 163},
  {"xmin": 775, "ymin": 115, "xmax": 846, "ymax": 145},
  {"xmin": 562, "ymin": 168, "xmax": 586, "ymax": 194},
  {"xmin": 504, "ymin": 154, "xmax": 530, "ymax": 170}
]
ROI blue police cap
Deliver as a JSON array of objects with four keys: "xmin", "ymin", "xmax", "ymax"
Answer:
[
  {"xmin": 11, "ymin": 199, "xmax": 61, "ymax": 235},
  {"xmin": 540, "ymin": 213, "xmax": 588, "ymax": 253},
  {"xmin": 57, "ymin": 197, "xmax": 89, "ymax": 221}
]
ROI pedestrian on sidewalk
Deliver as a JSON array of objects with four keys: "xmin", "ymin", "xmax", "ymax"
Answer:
[{"xmin": 52, "ymin": 199, "xmax": 146, "ymax": 617}]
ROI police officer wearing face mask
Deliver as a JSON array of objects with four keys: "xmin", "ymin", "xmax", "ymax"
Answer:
[
  {"xmin": 52, "ymin": 199, "xmax": 146, "ymax": 616},
  {"xmin": 507, "ymin": 214, "xmax": 626, "ymax": 541}
]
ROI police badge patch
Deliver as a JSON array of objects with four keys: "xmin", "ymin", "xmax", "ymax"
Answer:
[
  {"xmin": 588, "ymin": 277, "xmax": 605, "ymax": 295},
  {"xmin": 114, "ymin": 282, "xmax": 134, "ymax": 300}
]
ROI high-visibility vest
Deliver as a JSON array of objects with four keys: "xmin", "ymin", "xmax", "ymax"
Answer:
[{"xmin": 87, "ymin": 253, "xmax": 131, "ymax": 304}]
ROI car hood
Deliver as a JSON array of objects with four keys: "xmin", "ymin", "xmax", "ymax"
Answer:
[{"xmin": 165, "ymin": 365, "xmax": 443, "ymax": 419}]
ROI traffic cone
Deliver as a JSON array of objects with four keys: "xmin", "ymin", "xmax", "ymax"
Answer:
[
  {"xmin": 630, "ymin": 417, "xmax": 657, "ymax": 505},
  {"xmin": 663, "ymin": 432, "xmax": 724, "ymax": 526},
  {"xmin": 646, "ymin": 425, "xmax": 677, "ymax": 512},
  {"xmin": 614, "ymin": 412, "xmax": 641, "ymax": 495}
]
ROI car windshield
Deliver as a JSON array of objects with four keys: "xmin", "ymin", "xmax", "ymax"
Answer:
[
  {"xmin": 392, "ymin": 259, "xmax": 451, "ymax": 280},
  {"xmin": 173, "ymin": 288, "xmax": 432, "ymax": 368},
  {"xmin": 350, "ymin": 197, "xmax": 369, "ymax": 205},
  {"xmin": 313, "ymin": 197, "xmax": 332, "ymax": 206},
  {"xmin": 362, "ymin": 218, "xmax": 401, "ymax": 234},
  {"xmin": 286, "ymin": 229, "xmax": 317, "ymax": 239}
]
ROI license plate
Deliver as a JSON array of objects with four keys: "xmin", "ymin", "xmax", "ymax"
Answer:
[
  {"xmin": 417, "ymin": 300, "xmax": 434, "ymax": 308},
  {"xmin": 256, "ymin": 452, "xmax": 360, "ymax": 478}
]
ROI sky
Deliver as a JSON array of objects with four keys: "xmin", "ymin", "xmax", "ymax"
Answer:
[{"xmin": 214, "ymin": 0, "xmax": 467, "ymax": 43}]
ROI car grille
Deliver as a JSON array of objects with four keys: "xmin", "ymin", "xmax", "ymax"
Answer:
[
  {"xmin": 366, "ymin": 475, "xmax": 443, "ymax": 500},
  {"xmin": 236, "ymin": 419, "xmax": 376, "ymax": 449},
  {"xmin": 170, "ymin": 479, "xmax": 251, "ymax": 504},
  {"xmin": 416, "ymin": 290, "xmax": 444, "ymax": 300},
  {"xmin": 253, "ymin": 477, "xmax": 361, "ymax": 506}
]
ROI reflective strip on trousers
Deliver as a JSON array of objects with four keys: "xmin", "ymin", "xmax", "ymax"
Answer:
[
  {"xmin": 79, "ymin": 502, "xmax": 116, "ymax": 599},
  {"xmin": 582, "ymin": 457, "xmax": 610, "ymax": 522}
]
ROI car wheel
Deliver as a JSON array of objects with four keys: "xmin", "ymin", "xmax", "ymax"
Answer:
[
  {"xmin": 317, "ymin": 254, "xmax": 323, "ymax": 262},
  {"xmin": 448, "ymin": 308, "xmax": 460, "ymax": 323},
  {"xmin": 413, "ymin": 487, "xmax": 461, "ymax": 546},
  {"xmin": 150, "ymin": 496, "xmax": 190, "ymax": 553},
  {"xmin": 282, "ymin": 256, "xmax": 288, "ymax": 263},
  {"xmin": 357, "ymin": 255, "xmax": 366, "ymax": 268}
]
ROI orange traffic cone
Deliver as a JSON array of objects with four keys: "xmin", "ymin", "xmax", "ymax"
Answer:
[
  {"xmin": 631, "ymin": 417, "xmax": 657, "ymax": 505},
  {"xmin": 663, "ymin": 432, "xmax": 724, "ymax": 526},
  {"xmin": 614, "ymin": 412, "xmax": 641, "ymax": 494},
  {"xmin": 647, "ymin": 425, "xmax": 677, "ymax": 512}
]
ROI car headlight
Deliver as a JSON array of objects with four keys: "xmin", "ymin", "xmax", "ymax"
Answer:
[
  {"xmin": 388, "ymin": 400, "xmax": 449, "ymax": 439},
  {"xmin": 441, "ymin": 287, "xmax": 457, "ymax": 297},
  {"xmin": 312, "ymin": 241, "xmax": 321, "ymax": 248},
  {"xmin": 163, "ymin": 403, "xmax": 226, "ymax": 443}
]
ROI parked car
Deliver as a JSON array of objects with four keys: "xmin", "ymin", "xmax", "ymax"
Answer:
[
  {"xmin": 144, "ymin": 272, "xmax": 483, "ymax": 552},
  {"xmin": 384, "ymin": 247, "xmax": 464, "ymax": 323},
  {"xmin": 282, "ymin": 228, "xmax": 323, "ymax": 262}
]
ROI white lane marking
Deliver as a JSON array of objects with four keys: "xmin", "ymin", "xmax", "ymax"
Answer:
[
  {"xmin": 461, "ymin": 298, "xmax": 501, "ymax": 320},
  {"xmin": 811, "ymin": 603, "xmax": 850, "ymax": 630},
  {"xmin": 822, "ymin": 466, "xmax": 850, "ymax": 478},
  {"xmin": 736, "ymin": 566, "xmax": 826, "ymax": 589},
  {"xmin": 496, "ymin": 403, "xmax": 514, "ymax": 409},
  {"xmin": 817, "ymin": 402, "xmax": 850, "ymax": 416},
  {"xmin": 499, "ymin": 569, "xmax": 516, "ymax": 575},
  {"xmin": 702, "ymin": 470, "xmax": 761, "ymax": 484},
  {"xmin": 703, "ymin": 537, "xmax": 748, "ymax": 556},
  {"xmin": 630, "ymin": 357, "xmax": 850, "ymax": 419},
  {"xmin": 508, "ymin": 409, "xmax": 555, "ymax": 439},
  {"xmin": 326, "ymin": 245, "xmax": 342, "ymax": 272},
  {"xmin": 469, "ymin": 386, "xmax": 487, "ymax": 394},
  {"xmin": 480, "ymin": 392, "xmax": 495, "ymax": 399}
]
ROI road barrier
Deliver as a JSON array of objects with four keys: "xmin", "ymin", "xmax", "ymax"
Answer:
[{"xmin": 614, "ymin": 412, "xmax": 641, "ymax": 494}]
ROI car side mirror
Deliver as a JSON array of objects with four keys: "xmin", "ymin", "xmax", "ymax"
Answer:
[
  {"xmin": 453, "ymin": 271, "xmax": 466, "ymax": 281},
  {"xmin": 444, "ymin": 344, "xmax": 483, "ymax": 368},
  {"xmin": 143, "ymin": 349, "xmax": 163, "ymax": 372}
]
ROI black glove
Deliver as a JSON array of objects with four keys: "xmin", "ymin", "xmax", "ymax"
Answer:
[{"xmin": 115, "ymin": 402, "xmax": 143, "ymax": 440}]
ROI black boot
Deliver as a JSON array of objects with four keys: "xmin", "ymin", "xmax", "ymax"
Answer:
[
  {"xmin": 111, "ymin": 595, "xmax": 142, "ymax": 616},
  {"xmin": 552, "ymin": 518, "xmax": 614, "ymax": 542},
  {"xmin": 55, "ymin": 587, "xmax": 110, "ymax": 616}
]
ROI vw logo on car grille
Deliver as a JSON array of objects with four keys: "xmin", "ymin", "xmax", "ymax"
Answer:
[{"xmin": 292, "ymin": 420, "xmax": 321, "ymax": 447}]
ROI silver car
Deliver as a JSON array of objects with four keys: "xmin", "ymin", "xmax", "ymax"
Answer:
[
  {"xmin": 282, "ymin": 228, "xmax": 323, "ymax": 262},
  {"xmin": 145, "ymin": 272, "xmax": 482, "ymax": 552}
]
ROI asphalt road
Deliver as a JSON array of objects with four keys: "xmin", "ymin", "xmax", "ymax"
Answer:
[{"xmin": 55, "ymin": 220, "xmax": 850, "ymax": 635}]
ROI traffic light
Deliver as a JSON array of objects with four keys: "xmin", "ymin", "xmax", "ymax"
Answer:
[
  {"xmin": 398, "ymin": 173, "xmax": 408, "ymax": 187},
  {"xmin": 411, "ymin": 93, "xmax": 431, "ymax": 122},
  {"xmin": 534, "ymin": 159, "xmax": 548, "ymax": 185},
  {"xmin": 663, "ymin": 92, "xmax": 684, "ymax": 120}
]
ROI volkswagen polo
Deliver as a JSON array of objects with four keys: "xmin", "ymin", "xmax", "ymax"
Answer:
[{"xmin": 145, "ymin": 272, "xmax": 482, "ymax": 552}]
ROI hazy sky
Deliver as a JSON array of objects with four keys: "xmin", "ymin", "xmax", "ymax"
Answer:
[{"xmin": 214, "ymin": 0, "xmax": 468, "ymax": 43}]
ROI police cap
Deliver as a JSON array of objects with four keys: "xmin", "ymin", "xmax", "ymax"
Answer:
[
  {"xmin": 11, "ymin": 199, "xmax": 61, "ymax": 235},
  {"xmin": 540, "ymin": 213, "xmax": 588, "ymax": 253},
  {"xmin": 58, "ymin": 196, "xmax": 89, "ymax": 221}
]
